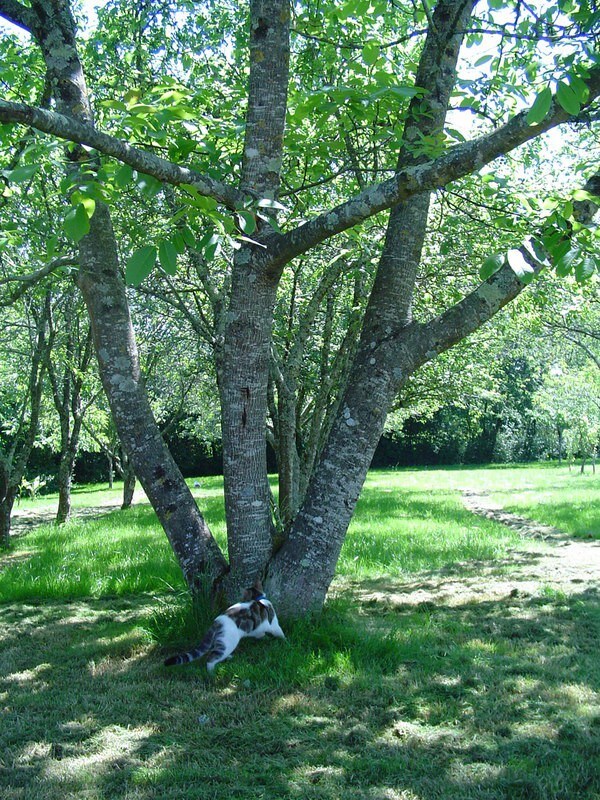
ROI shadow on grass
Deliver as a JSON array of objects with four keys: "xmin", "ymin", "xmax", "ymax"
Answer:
[{"xmin": 1, "ymin": 587, "xmax": 599, "ymax": 800}]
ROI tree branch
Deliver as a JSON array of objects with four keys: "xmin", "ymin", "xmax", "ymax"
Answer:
[
  {"xmin": 0, "ymin": 0, "xmax": 35, "ymax": 33},
  {"xmin": 0, "ymin": 101, "xmax": 251, "ymax": 210},
  {"xmin": 267, "ymin": 64, "xmax": 600, "ymax": 272},
  {"xmin": 402, "ymin": 248, "xmax": 545, "ymax": 374},
  {"xmin": 0, "ymin": 257, "xmax": 76, "ymax": 307}
]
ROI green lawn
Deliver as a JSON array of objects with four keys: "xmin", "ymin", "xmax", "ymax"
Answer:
[{"xmin": 1, "ymin": 465, "xmax": 599, "ymax": 800}]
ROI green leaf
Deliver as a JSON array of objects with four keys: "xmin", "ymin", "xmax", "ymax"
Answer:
[
  {"xmin": 479, "ymin": 253, "xmax": 504, "ymax": 280},
  {"xmin": 556, "ymin": 81, "xmax": 581, "ymax": 115},
  {"xmin": 568, "ymin": 74, "xmax": 589, "ymax": 102},
  {"xmin": 204, "ymin": 240, "xmax": 220, "ymax": 261},
  {"xmin": 544, "ymin": 236, "xmax": 571, "ymax": 263},
  {"xmin": 257, "ymin": 198, "xmax": 288, "ymax": 211},
  {"xmin": 125, "ymin": 245, "xmax": 157, "ymax": 286},
  {"xmin": 526, "ymin": 87, "xmax": 552, "ymax": 125},
  {"xmin": 572, "ymin": 188, "xmax": 600, "ymax": 202},
  {"xmin": 362, "ymin": 42, "xmax": 380, "ymax": 66},
  {"xmin": 136, "ymin": 173, "xmax": 162, "ymax": 198},
  {"xmin": 524, "ymin": 237, "xmax": 549, "ymax": 265},
  {"xmin": 181, "ymin": 225, "xmax": 195, "ymax": 247},
  {"xmin": 172, "ymin": 231, "xmax": 186, "ymax": 254},
  {"xmin": 237, "ymin": 210, "xmax": 257, "ymax": 234},
  {"xmin": 123, "ymin": 88, "xmax": 142, "ymax": 107},
  {"xmin": 115, "ymin": 164, "xmax": 133, "ymax": 188},
  {"xmin": 555, "ymin": 247, "xmax": 578, "ymax": 276},
  {"xmin": 506, "ymin": 249, "xmax": 535, "ymax": 283},
  {"xmin": 7, "ymin": 164, "xmax": 39, "ymax": 183},
  {"xmin": 158, "ymin": 240, "xmax": 178, "ymax": 275},
  {"xmin": 63, "ymin": 203, "xmax": 90, "ymax": 243},
  {"xmin": 71, "ymin": 191, "xmax": 96, "ymax": 219},
  {"xmin": 575, "ymin": 256, "xmax": 596, "ymax": 282}
]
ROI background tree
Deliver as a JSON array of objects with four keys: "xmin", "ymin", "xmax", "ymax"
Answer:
[
  {"xmin": 45, "ymin": 287, "xmax": 95, "ymax": 522},
  {"xmin": 0, "ymin": 292, "xmax": 53, "ymax": 544}
]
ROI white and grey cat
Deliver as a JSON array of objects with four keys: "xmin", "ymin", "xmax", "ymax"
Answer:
[{"xmin": 164, "ymin": 580, "xmax": 285, "ymax": 672}]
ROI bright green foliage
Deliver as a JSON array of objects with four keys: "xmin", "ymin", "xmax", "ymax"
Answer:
[
  {"xmin": 63, "ymin": 203, "xmax": 91, "ymax": 243},
  {"xmin": 125, "ymin": 245, "xmax": 157, "ymax": 286}
]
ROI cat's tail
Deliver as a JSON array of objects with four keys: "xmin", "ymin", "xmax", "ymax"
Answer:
[{"xmin": 164, "ymin": 625, "xmax": 216, "ymax": 667}]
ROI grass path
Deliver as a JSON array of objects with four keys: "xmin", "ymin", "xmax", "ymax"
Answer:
[
  {"xmin": 341, "ymin": 486, "xmax": 600, "ymax": 611},
  {"xmin": 9, "ymin": 488, "xmax": 148, "ymax": 537}
]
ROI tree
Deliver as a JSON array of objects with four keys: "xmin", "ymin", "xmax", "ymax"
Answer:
[
  {"xmin": 0, "ymin": 291, "xmax": 53, "ymax": 545},
  {"xmin": 45, "ymin": 287, "xmax": 96, "ymax": 522},
  {"xmin": 0, "ymin": 0, "xmax": 598, "ymax": 613},
  {"xmin": 535, "ymin": 365, "xmax": 600, "ymax": 471}
]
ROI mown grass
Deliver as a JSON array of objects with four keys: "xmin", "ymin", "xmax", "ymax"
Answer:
[
  {"xmin": 2, "ymin": 472, "xmax": 523, "ymax": 602},
  {"xmin": 1, "ymin": 465, "xmax": 599, "ymax": 800}
]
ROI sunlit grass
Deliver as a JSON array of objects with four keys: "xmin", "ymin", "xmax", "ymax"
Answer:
[
  {"xmin": 1, "ymin": 471, "xmax": 525, "ymax": 603},
  {"xmin": 3, "ymin": 465, "xmax": 598, "ymax": 604}
]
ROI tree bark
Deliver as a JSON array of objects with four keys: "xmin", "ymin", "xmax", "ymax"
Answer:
[
  {"xmin": 0, "ymin": 487, "xmax": 18, "ymax": 549},
  {"xmin": 218, "ymin": 0, "xmax": 290, "ymax": 596},
  {"xmin": 121, "ymin": 452, "xmax": 136, "ymax": 510}
]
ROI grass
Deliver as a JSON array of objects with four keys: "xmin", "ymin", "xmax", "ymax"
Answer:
[{"xmin": 1, "ymin": 465, "xmax": 599, "ymax": 799}]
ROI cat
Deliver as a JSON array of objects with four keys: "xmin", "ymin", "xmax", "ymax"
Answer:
[{"xmin": 164, "ymin": 579, "xmax": 285, "ymax": 672}]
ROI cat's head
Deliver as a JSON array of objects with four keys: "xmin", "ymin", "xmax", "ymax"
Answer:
[{"xmin": 242, "ymin": 578, "xmax": 264, "ymax": 601}]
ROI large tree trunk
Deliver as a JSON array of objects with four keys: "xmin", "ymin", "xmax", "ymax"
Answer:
[
  {"xmin": 218, "ymin": 0, "xmax": 290, "ymax": 597},
  {"xmin": 267, "ymin": 0, "xmax": 478, "ymax": 613},
  {"xmin": 27, "ymin": 0, "xmax": 227, "ymax": 588}
]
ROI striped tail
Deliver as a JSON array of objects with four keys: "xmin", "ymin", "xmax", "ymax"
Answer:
[{"xmin": 164, "ymin": 626, "xmax": 216, "ymax": 667}]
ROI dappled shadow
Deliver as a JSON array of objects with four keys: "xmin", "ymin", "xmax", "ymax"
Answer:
[{"xmin": 1, "ymin": 585, "xmax": 599, "ymax": 800}]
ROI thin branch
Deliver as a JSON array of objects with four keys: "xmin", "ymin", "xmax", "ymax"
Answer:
[
  {"xmin": 0, "ymin": 256, "xmax": 74, "ymax": 286},
  {"xmin": 0, "ymin": 101, "xmax": 250, "ymax": 210},
  {"xmin": 562, "ymin": 334, "xmax": 600, "ymax": 370},
  {"xmin": 0, "ymin": 257, "xmax": 76, "ymax": 307},
  {"xmin": 266, "ymin": 64, "xmax": 600, "ymax": 273},
  {"xmin": 402, "ymin": 247, "xmax": 545, "ymax": 373}
]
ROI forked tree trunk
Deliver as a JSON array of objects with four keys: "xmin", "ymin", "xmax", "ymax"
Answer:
[
  {"xmin": 267, "ymin": 0, "xmax": 480, "ymax": 613},
  {"xmin": 6, "ymin": 0, "xmax": 594, "ymax": 616}
]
